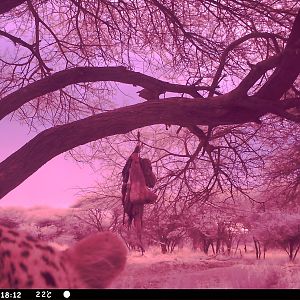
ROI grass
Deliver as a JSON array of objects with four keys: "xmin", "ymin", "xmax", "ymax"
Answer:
[{"xmin": 110, "ymin": 247, "xmax": 300, "ymax": 288}]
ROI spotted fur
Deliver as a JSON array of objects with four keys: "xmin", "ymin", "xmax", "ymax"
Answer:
[{"xmin": 0, "ymin": 225, "xmax": 127, "ymax": 288}]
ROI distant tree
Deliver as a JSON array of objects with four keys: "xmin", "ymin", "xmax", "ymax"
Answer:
[
  {"xmin": 0, "ymin": 217, "xmax": 20, "ymax": 229},
  {"xmin": 262, "ymin": 133, "xmax": 300, "ymax": 208},
  {"xmin": 184, "ymin": 202, "xmax": 250, "ymax": 256},
  {"xmin": 0, "ymin": 207, "xmax": 25, "ymax": 228},
  {"xmin": 73, "ymin": 207, "xmax": 121, "ymax": 232},
  {"xmin": 144, "ymin": 206, "xmax": 186, "ymax": 254},
  {"xmin": 249, "ymin": 211, "xmax": 300, "ymax": 261}
]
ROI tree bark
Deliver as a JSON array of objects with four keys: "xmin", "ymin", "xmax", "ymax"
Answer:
[
  {"xmin": 0, "ymin": 0, "xmax": 26, "ymax": 14},
  {"xmin": 0, "ymin": 66, "xmax": 204, "ymax": 121},
  {"xmin": 256, "ymin": 10, "xmax": 300, "ymax": 101},
  {"xmin": 0, "ymin": 95, "xmax": 267, "ymax": 200}
]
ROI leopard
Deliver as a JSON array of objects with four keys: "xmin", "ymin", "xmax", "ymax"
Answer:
[{"xmin": 0, "ymin": 225, "xmax": 127, "ymax": 288}]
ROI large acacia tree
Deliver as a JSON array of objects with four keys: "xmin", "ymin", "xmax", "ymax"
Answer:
[{"xmin": 0, "ymin": 0, "xmax": 300, "ymax": 201}]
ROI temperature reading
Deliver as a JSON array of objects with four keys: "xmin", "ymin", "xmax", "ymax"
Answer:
[{"xmin": 36, "ymin": 291, "xmax": 52, "ymax": 298}]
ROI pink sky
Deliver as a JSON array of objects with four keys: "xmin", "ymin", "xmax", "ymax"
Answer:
[
  {"xmin": 0, "ymin": 116, "xmax": 100, "ymax": 208},
  {"xmin": 0, "ymin": 84, "xmax": 137, "ymax": 208}
]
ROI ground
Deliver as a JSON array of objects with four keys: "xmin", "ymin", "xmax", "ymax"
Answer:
[{"xmin": 110, "ymin": 247, "xmax": 300, "ymax": 289}]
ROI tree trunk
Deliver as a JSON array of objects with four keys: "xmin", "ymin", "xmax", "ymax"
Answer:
[
  {"xmin": 161, "ymin": 243, "xmax": 167, "ymax": 254},
  {"xmin": 253, "ymin": 238, "xmax": 261, "ymax": 259},
  {"xmin": 210, "ymin": 241, "xmax": 215, "ymax": 255},
  {"xmin": 292, "ymin": 243, "xmax": 300, "ymax": 261},
  {"xmin": 203, "ymin": 239, "xmax": 209, "ymax": 254}
]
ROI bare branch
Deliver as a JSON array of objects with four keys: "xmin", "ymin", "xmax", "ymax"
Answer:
[
  {"xmin": 0, "ymin": 29, "xmax": 51, "ymax": 73},
  {"xmin": 0, "ymin": 66, "xmax": 207, "ymax": 121},
  {"xmin": 209, "ymin": 32, "xmax": 284, "ymax": 96}
]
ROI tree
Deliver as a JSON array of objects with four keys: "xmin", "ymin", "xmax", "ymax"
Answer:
[
  {"xmin": 1, "ymin": 1, "xmax": 300, "ymax": 203},
  {"xmin": 248, "ymin": 211, "xmax": 300, "ymax": 261},
  {"xmin": 145, "ymin": 206, "xmax": 187, "ymax": 254},
  {"xmin": 261, "ymin": 128, "xmax": 300, "ymax": 208}
]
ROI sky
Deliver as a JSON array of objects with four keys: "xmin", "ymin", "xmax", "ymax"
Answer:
[
  {"xmin": 0, "ymin": 116, "xmax": 99, "ymax": 208},
  {"xmin": 0, "ymin": 32, "xmax": 101, "ymax": 208},
  {"xmin": 0, "ymin": 84, "xmax": 138, "ymax": 209}
]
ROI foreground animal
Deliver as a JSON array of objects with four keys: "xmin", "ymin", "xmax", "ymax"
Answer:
[{"xmin": 0, "ymin": 225, "xmax": 127, "ymax": 288}]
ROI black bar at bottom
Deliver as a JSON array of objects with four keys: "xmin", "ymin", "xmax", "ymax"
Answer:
[{"xmin": 1, "ymin": 288, "xmax": 299, "ymax": 300}]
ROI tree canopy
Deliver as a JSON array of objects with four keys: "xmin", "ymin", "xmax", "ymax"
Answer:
[{"xmin": 0, "ymin": 1, "xmax": 300, "ymax": 203}]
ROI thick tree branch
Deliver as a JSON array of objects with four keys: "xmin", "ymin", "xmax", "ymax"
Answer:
[
  {"xmin": 0, "ymin": 66, "xmax": 208, "ymax": 121},
  {"xmin": 0, "ymin": 0, "xmax": 26, "ymax": 14},
  {"xmin": 256, "ymin": 10, "xmax": 300, "ymax": 101},
  {"xmin": 0, "ymin": 29, "xmax": 34, "ymax": 50},
  {"xmin": 1, "ymin": 94, "xmax": 298, "ymax": 200},
  {"xmin": 234, "ymin": 54, "xmax": 282, "ymax": 94},
  {"xmin": 209, "ymin": 32, "xmax": 283, "ymax": 96}
]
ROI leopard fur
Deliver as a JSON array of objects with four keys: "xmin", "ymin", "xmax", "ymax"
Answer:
[{"xmin": 0, "ymin": 225, "xmax": 127, "ymax": 288}]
